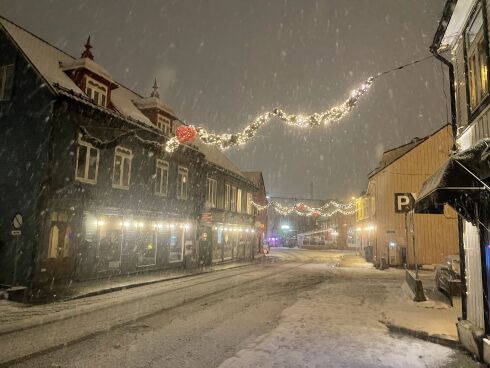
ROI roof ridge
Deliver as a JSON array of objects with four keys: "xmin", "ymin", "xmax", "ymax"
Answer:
[
  {"xmin": 368, "ymin": 124, "xmax": 451, "ymax": 178},
  {"xmin": 0, "ymin": 15, "xmax": 150, "ymax": 102},
  {"xmin": 381, "ymin": 123, "xmax": 451, "ymax": 154},
  {"xmin": 0, "ymin": 14, "xmax": 76, "ymax": 60}
]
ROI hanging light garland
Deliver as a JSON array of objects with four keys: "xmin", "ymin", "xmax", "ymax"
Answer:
[
  {"xmin": 252, "ymin": 200, "xmax": 357, "ymax": 218},
  {"xmin": 165, "ymin": 77, "xmax": 374, "ymax": 152}
]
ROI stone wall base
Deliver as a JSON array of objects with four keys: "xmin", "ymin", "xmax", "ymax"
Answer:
[{"xmin": 457, "ymin": 319, "xmax": 484, "ymax": 360}]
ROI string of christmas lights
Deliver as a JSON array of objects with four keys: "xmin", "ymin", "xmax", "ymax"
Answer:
[
  {"xmin": 252, "ymin": 200, "xmax": 357, "ymax": 218},
  {"xmin": 164, "ymin": 54, "xmax": 436, "ymax": 153},
  {"xmin": 165, "ymin": 77, "xmax": 374, "ymax": 152}
]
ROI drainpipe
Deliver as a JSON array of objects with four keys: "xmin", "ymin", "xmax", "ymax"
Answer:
[
  {"xmin": 429, "ymin": 44, "xmax": 458, "ymax": 152},
  {"xmin": 429, "ymin": 0, "xmax": 467, "ymax": 320}
]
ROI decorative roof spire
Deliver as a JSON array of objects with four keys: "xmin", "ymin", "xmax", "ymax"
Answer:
[
  {"xmin": 81, "ymin": 35, "xmax": 94, "ymax": 60},
  {"xmin": 150, "ymin": 78, "xmax": 160, "ymax": 98}
]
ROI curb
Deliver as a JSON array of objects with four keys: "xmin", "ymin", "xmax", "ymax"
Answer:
[
  {"xmin": 381, "ymin": 321, "xmax": 460, "ymax": 349},
  {"xmin": 67, "ymin": 261, "xmax": 256, "ymax": 301},
  {"xmin": 0, "ymin": 260, "xmax": 260, "ymax": 336}
]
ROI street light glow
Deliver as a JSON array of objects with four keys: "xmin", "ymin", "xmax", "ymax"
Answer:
[{"xmin": 281, "ymin": 224, "xmax": 290, "ymax": 230}]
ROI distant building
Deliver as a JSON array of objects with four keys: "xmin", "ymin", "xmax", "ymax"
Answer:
[
  {"xmin": 266, "ymin": 197, "xmax": 324, "ymax": 247},
  {"xmin": 316, "ymin": 211, "xmax": 357, "ymax": 249}
]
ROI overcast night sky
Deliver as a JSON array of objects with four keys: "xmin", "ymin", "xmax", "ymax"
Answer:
[{"xmin": 0, "ymin": 0, "xmax": 449, "ymax": 200}]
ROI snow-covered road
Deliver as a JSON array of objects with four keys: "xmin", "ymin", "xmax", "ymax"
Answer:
[{"xmin": 2, "ymin": 249, "xmax": 479, "ymax": 367}]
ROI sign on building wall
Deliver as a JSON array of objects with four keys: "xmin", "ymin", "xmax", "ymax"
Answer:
[{"xmin": 394, "ymin": 193, "xmax": 416, "ymax": 213}]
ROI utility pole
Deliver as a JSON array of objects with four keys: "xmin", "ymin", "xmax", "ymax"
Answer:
[{"xmin": 411, "ymin": 210, "xmax": 419, "ymax": 279}]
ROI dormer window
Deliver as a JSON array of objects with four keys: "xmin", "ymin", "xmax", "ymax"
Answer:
[
  {"xmin": 85, "ymin": 76, "xmax": 108, "ymax": 107},
  {"xmin": 157, "ymin": 114, "xmax": 171, "ymax": 136},
  {"xmin": 62, "ymin": 37, "xmax": 117, "ymax": 108}
]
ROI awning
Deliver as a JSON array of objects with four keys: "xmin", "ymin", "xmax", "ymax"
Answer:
[{"xmin": 414, "ymin": 139, "xmax": 490, "ymax": 214}]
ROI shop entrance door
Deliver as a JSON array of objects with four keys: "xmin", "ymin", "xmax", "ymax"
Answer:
[{"xmin": 198, "ymin": 225, "xmax": 212, "ymax": 266}]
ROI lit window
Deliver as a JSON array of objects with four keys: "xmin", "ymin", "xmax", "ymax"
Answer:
[
  {"xmin": 155, "ymin": 159, "xmax": 169, "ymax": 196},
  {"xmin": 0, "ymin": 64, "xmax": 14, "ymax": 101},
  {"xmin": 75, "ymin": 139, "xmax": 99, "ymax": 184},
  {"xmin": 237, "ymin": 188, "xmax": 242, "ymax": 213},
  {"xmin": 177, "ymin": 166, "xmax": 188, "ymax": 199},
  {"xmin": 466, "ymin": 5, "xmax": 488, "ymax": 110},
  {"xmin": 113, "ymin": 146, "xmax": 132, "ymax": 189},
  {"xmin": 157, "ymin": 114, "xmax": 172, "ymax": 136},
  {"xmin": 207, "ymin": 178, "xmax": 217, "ymax": 207},
  {"xmin": 85, "ymin": 77, "xmax": 108, "ymax": 107}
]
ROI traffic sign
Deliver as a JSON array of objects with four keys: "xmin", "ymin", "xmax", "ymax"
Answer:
[
  {"xmin": 12, "ymin": 213, "xmax": 23, "ymax": 229},
  {"xmin": 394, "ymin": 193, "xmax": 415, "ymax": 213}
]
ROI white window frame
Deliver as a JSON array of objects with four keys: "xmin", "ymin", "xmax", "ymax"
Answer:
[
  {"xmin": 0, "ymin": 64, "xmax": 14, "ymax": 101},
  {"xmin": 177, "ymin": 166, "xmax": 188, "ymax": 199},
  {"xmin": 85, "ymin": 76, "xmax": 108, "ymax": 107},
  {"xmin": 157, "ymin": 114, "xmax": 172, "ymax": 136},
  {"xmin": 112, "ymin": 146, "xmax": 132, "ymax": 190},
  {"xmin": 225, "ymin": 184, "xmax": 231, "ymax": 210},
  {"xmin": 231, "ymin": 186, "xmax": 237, "ymax": 212},
  {"xmin": 466, "ymin": 4, "xmax": 489, "ymax": 111},
  {"xmin": 246, "ymin": 192, "xmax": 253, "ymax": 215},
  {"xmin": 155, "ymin": 159, "xmax": 169, "ymax": 196},
  {"xmin": 206, "ymin": 177, "xmax": 217, "ymax": 207},
  {"xmin": 237, "ymin": 188, "xmax": 242, "ymax": 213},
  {"xmin": 75, "ymin": 139, "xmax": 100, "ymax": 184}
]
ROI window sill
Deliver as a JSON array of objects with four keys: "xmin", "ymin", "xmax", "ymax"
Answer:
[
  {"xmin": 112, "ymin": 184, "xmax": 129, "ymax": 190},
  {"xmin": 136, "ymin": 262, "xmax": 157, "ymax": 268},
  {"xmin": 75, "ymin": 177, "xmax": 97, "ymax": 185},
  {"xmin": 469, "ymin": 93, "xmax": 490, "ymax": 122}
]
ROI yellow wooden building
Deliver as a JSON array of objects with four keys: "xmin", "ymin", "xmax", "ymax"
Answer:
[{"xmin": 360, "ymin": 124, "xmax": 459, "ymax": 267}]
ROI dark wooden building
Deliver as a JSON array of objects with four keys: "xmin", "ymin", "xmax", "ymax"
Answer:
[{"xmin": 0, "ymin": 16, "xmax": 259, "ymax": 289}]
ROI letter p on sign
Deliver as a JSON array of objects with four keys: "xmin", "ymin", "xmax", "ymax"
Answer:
[{"xmin": 394, "ymin": 193, "xmax": 414, "ymax": 213}]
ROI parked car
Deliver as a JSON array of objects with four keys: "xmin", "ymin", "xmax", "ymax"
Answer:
[{"xmin": 435, "ymin": 255, "xmax": 461, "ymax": 297}]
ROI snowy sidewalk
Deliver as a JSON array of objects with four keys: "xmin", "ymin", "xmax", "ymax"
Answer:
[
  {"xmin": 0, "ymin": 259, "xmax": 261, "ymax": 331},
  {"xmin": 380, "ymin": 269, "xmax": 460, "ymax": 343},
  {"xmin": 218, "ymin": 266, "xmax": 469, "ymax": 368},
  {"xmin": 53, "ymin": 259, "xmax": 261, "ymax": 301}
]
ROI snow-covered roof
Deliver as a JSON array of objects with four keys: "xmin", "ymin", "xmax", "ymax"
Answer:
[
  {"xmin": 110, "ymin": 86, "xmax": 154, "ymax": 125},
  {"xmin": 442, "ymin": 0, "xmax": 476, "ymax": 48},
  {"xmin": 193, "ymin": 138, "xmax": 251, "ymax": 182},
  {"xmin": 61, "ymin": 57, "xmax": 114, "ymax": 82},
  {"xmin": 133, "ymin": 96, "xmax": 175, "ymax": 116},
  {"xmin": 242, "ymin": 172, "xmax": 264, "ymax": 188},
  {"xmin": 0, "ymin": 16, "xmax": 84, "ymax": 94},
  {"xmin": 0, "ymin": 16, "xmax": 155, "ymax": 127},
  {"xmin": 0, "ymin": 15, "xmax": 251, "ymax": 185},
  {"xmin": 368, "ymin": 124, "xmax": 451, "ymax": 179}
]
